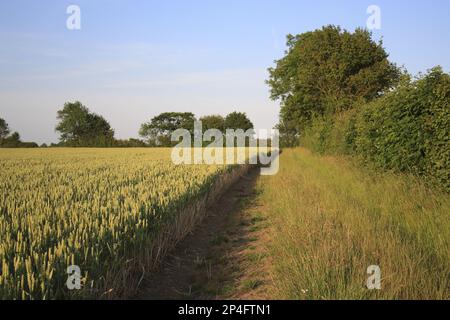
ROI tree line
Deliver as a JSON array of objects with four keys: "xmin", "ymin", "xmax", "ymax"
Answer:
[
  {"xmin": 267, "ymin": 25, "xmax": 449, "ymax": 191},
  {"xmin": 0, "ymin": 102, "xmax": 254, "ymax": 148},
  {"xmin": 0, "ymin": 118, "xmax": 39, "ymax": 148}
]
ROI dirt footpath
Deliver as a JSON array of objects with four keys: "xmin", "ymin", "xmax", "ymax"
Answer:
[{"xmin": 137, "ymin": 166, "xmax": 273, "ymax": 300}]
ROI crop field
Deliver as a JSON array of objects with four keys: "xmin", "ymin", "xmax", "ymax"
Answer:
[{"xmin": 0, "ymin": 148, "xmax": 243, "ymax": 299}]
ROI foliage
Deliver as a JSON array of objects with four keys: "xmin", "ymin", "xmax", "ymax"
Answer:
[
  {"xmin": 224, "ymin": 111, "xmax": 254, "ymax": 132},
  {"xmin": 113, "ymin": 138, "xmax": 148, "ymax": 148},
  {"xmin": 267, "ymin": 25, "xmax": 400, "ymax": 140},
  {"xmin": 199, "ymin": 115, "xmax": 225, "ymax": 132},
  {"xmin": 139, "ymin": 112, "xmax": 196, "ymax": 146},
  {"xmin": 274, "ymin": 118, "xmax": 299, "ymax": 148},
  {"xmin": 139, "ymin": 112, "xmax": 255, "ymax": 147},
  {"xmin": 55, "ymin": 101, "xmax": 115, "ymax": 147},
  {"xmin": 300, "ymin": 67, "xmax": 450, "ymax": 191},
  {"xmin": 0, "ymin": 130, "xmax": 39, "ymax": 148},
  {"xmin": 0, "ymin": 118, "xmax": 10, "ymax": 140}
]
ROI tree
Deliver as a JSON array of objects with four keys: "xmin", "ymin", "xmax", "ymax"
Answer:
[
  {"xmin": 55, "ymin": 101, "xmax": 115, "ymax": 146},
  {"xmin": 199, "ymin": 115, "xmax": 225, "ymax": 132},
  {"xmin": 83, "ymin": 113, "xmax": 115, "ymax": 146},
  {"xmin": 0, "ymin": 118, "xmax": 10, "ymax": 140},
  {"xmin": 56, "ymin": 102, "xmax": 90, "ymax": 143},
  {"xmin": 0, "ymin": 118, "xmax": 39, "ymax": 148},
  {"xmin": 114, "ymin": 138, "xmax": 147, "ymax": 148},
  {"xmin": 267, "ymin": 25, "xmax": 400, "ymax": 138},
  {"xmin": 139, "ymin": 112, "xmax": 196, "ymax": 146},
  {"xmin": 275, "ymin": 119, "xmax": 299, "ymax": 148},
  {"xmin": 224, "ymin": 112, "xmax": 254, "ymax": 131},
  {"xmin": 0, "ymin": 132, "xmax": 20, "ymax": 147},
  {"xmin": 223, "ymin": 112, "xmax": 255, "ymax": 147},
  {"xmin": 10, "ymin": 132, "xmax": 20, "ymax": 141}
]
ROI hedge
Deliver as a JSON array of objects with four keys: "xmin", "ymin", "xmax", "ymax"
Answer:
[{"xmin": 300, "ymin": 67, "xmax": 450, "ymax": 191}]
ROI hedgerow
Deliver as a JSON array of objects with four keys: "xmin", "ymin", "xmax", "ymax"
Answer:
[{"xmin": 300, "ymin": 67, "xmax": 450, "ymax": 191}]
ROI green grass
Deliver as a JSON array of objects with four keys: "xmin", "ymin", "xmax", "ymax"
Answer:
[{"xmin": 259, "ymin": 148, "xmax": 449, "ymax": 299}]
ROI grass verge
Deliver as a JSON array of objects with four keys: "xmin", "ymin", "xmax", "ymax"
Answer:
[{"xmin": 259, "ymin": 148, "xmax": 449, "ymax": 299}]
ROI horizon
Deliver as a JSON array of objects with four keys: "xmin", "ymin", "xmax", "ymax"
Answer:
[{"xmin": 1, "ymin": 0, "xmax": 450, "ymax": 144}]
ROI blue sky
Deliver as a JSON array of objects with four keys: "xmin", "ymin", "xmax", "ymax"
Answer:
[{"xmin": 0, "ymin": 0, "xmax": 449, "ymax": 144}]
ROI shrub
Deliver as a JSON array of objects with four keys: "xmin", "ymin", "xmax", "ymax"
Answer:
[{"xmin": 300, "ymin": 67, "xmax": 450, "ymax": 191}]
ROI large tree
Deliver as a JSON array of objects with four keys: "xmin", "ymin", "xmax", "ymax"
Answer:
[
  {"xmin": 139, "ymin": 112, "xmax": 196, "ymax": 146},
  {"xmin": 267, "ymin": 25, "xmax": 400, "ymax": 140},
  {"xmin": 0, "ymin": 117, "xmax": 10, "ymax": 140},
  {"xmin": 55, "ymin": 101, "xmax": 115, "ymax": 146}
]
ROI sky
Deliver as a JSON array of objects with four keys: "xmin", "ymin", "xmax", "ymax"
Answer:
[{"xmin": 0, "ymin": 0, "xmax": 449, "ymax": 144}]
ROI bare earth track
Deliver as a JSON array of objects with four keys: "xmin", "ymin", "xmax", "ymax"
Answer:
[{"xmin": 137, "ymin": 167, "xmax": 273, "ymax": 300}]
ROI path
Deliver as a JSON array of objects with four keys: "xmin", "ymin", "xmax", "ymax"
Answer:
[{"xmin": 137, "ymin": 166, "xmax": 273, "ymax": 300}]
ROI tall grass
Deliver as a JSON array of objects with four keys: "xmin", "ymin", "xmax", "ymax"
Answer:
[{"xmin": 260, "ymin": 148, "xmax": 449, "ymax": 299}]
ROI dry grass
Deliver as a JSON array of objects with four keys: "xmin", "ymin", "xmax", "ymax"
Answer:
[{"xmin": 259, "ymin": 148, "xmax": 449, "ymax": 300}]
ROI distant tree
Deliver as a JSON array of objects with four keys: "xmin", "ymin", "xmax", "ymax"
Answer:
[
  {"xmin": 224, "ymin": 112, "xmax": 254, "ymax": 131},
  {"xmin": 0, "ymin": 117, "xmax": 10, "ymax": 141},
  {"xmin": 114, "ymin": 138, "xmax": 148, "ymax": 148},
  {"xmin": 0, "ymin": 123, "xmax": 39, "ymax": 148},
  {"xmin": 267, "ymin": 25, "xmax": 400, "ymax": 139},
  {"xmin": 10, "ymin": 132, "xmax": 20, "ymax": 141},
  {"xmin": 19, "ymin": 142, "xmax": 39, "ymax": 148},
  {"xmin": 1, "ymin": 132, "xmax": 20, "ymax": 147},
  {"xmin": 55, "ymin": 101, "xmax": 115, "ymax": 146},
  {"xmin": 128, "ymin": 138, "xmax": 147, "ymax": 147},
  {"xmin": 223, "ymin": 112, "xmax": 255, "ymax": 147},
  {"xmin": 199, "ymin": 115, "xmax": 225, "ymax": 132},
  {"xmin": 139, "ymin": 112, "xmax": 196, "ymax": 146}
]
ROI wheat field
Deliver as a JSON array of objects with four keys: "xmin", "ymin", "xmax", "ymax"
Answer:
[{"xmin": 0, "ymin": 148, "xmax": 241, "ymax": 299}]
